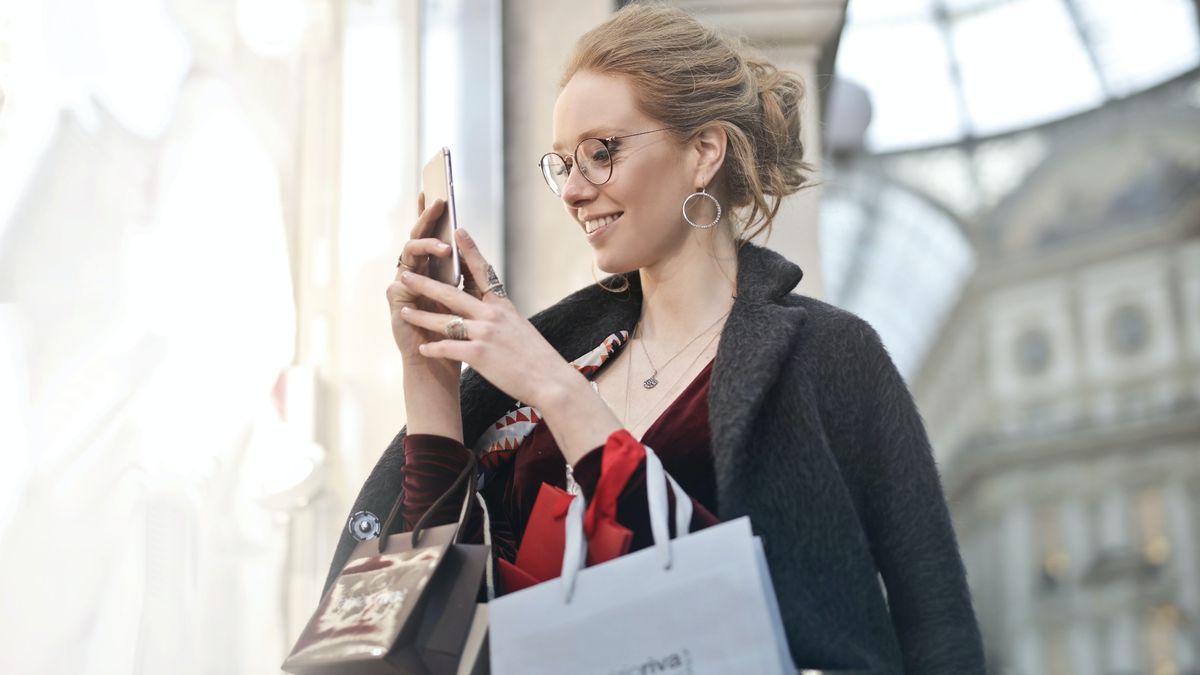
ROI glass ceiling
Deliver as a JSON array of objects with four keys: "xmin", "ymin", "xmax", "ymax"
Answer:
[
  {"xmin": 836, "ymin": 0, "xmax": 1200, "ymax": 152},
  {"xmin": 820, "ymin": 169, "xmax": 976, "ymax": 378}
]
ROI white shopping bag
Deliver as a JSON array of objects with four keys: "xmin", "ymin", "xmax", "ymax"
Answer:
[{"xmin": 488, "ymin": 446, "xmax": 796, "ymax": 675}]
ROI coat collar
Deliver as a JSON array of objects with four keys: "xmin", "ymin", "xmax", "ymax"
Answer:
[
  {"xmin": 708, "ymin": 244, "xmax": 807, "ymax": 501},
  {"xmin": 459, "ymin": 242, "xmax": 808, "ymax": 492},
  {"xmin": 728, "ymin": 240, "xmax": 807, "ymax": 304},
  {"xmin": 604, "ymin": 240, "xmax": 806, "ymax": 321}
]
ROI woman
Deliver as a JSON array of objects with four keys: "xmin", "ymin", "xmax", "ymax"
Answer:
[{"xmin": 324, "ymin": 5, "xmax": 985, "ymax": 673}]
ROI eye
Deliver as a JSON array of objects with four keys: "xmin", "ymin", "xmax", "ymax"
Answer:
[{"xmin": 590, "ymin": 146, "xmax": 613, "ymax": 165}]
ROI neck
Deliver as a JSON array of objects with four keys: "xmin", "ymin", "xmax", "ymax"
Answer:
[{"xmin": 636, "ymin": 229, "xmax": 738, "ymax": 345}]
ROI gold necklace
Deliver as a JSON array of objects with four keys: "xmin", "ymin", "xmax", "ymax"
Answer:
[
  {"xmin": 623, "ymin": 327, "xmax": 721, "ymax": 434},
  {"xmin": 634, "ymin": 310, "xmax": 730, "ymax": 389}
]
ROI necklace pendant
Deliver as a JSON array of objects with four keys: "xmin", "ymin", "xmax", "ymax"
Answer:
[{"xmin": 643, "ymin": 375, "xmax": 659, "ymax": 389}]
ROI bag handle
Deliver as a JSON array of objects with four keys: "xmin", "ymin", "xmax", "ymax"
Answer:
[
  {"xmin": 560, "ymin": 445, "xmax": 691, "ymax": 602},
  {"xmin": 377, "ymin": 451, "xmax": 479, "ymax": 554},
  {"xmin": 644, "ymin": 446, "xmax": 692, "ymax": 569}
]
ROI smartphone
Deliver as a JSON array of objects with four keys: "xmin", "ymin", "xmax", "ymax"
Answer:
[{"xmin": 420, "ymin": 147, "xmax": 461, "ymax": 286}]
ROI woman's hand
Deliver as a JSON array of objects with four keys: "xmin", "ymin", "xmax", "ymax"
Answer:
[
  {"xmin": 387, "ymin": 194, "xmax": 457, "ymax": 363},
  {"xmin": 387, "ymin": 194, "xmax": 465, "ymax": 440},
  {"xmin": 398, "ymin": 227, "xmax": 624, "ymax": 461},
  {"xmin": 395, "ymin": 227, "xmax": 583, "ymax": 410}
]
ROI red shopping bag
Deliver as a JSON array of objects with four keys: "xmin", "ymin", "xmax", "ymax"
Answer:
[{"xmin": 498, "ymin": 480, "xmax": 634, "ymax": 594}]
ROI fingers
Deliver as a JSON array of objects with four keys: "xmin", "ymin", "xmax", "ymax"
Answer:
[
  {"xmin": 410, "ymin": 198, "xmax": 446, "ymax": 239},
  {"xmin": 398, "ymin": 306, "xmax": 486, "ymax": 338},
  {"xmin": 386, "ymin": 280, "xmax": 411, "ymax": 307},
  {"xmin": 400, "ymin": 269, "xmax": 485, "ymax": 317},
  {"xmin": 418, "ymin": 339, "xmax": 476, "ymax": 361},
  {"xmin": 417, "ymin": 191, "xmax": 425, "ymax": 216},
  {"xmin": 454, "ymin": 228, "xmax": 494, "ymax": 299},
  {"xmin": 455, "ymin": 228, "xmax": 509, "ymax": 301},
  {"xmin": 397, "ymin": 238, "xmax": 452, "ymax": 271}
]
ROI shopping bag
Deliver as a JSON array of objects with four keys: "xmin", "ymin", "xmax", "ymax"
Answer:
[
  {"xmin": 488, "ymin": 445, "xmax": 796, "ymax": 674},
  {"xmin": 497, "ymin": 481, "xmax": 633, "ymax": 593},
  {"xmin": 284, "ymin": 454, "xmax": 488, "ymax": 675},
  {"xmin": 454, "ymin": 603, "xmax": 490, "ymax": 675}
]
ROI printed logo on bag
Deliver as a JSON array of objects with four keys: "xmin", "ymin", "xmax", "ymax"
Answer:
[
  {"xmin": 608, "ymin": 648, "xmax": 693, "ymax": 675},
  {"xmin": 330, "ymin": 588, "xmax": 409, "ymax": 620},
  {"xmin": 287, "ymin": 549, "xmax": 441, "ymax": 661}
]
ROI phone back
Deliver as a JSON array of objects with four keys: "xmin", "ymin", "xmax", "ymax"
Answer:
[{"xmin": 421, "ymin": 148, "xmax": 460, "ymax": 286}]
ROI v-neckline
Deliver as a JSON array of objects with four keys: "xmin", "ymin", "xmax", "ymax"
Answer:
[{"xmin": 633, "ymin": 356, "xmax": 716, "ymax": 444}]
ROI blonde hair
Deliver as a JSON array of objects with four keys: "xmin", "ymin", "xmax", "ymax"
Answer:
[{"xmin": 561, "ymin": 2, "xmax": 813, "ymax": 244}]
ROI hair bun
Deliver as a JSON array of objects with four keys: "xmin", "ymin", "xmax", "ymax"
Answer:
[{"xmin": 745, "ymin": 57, "xmax": 808, "ymax": 198}]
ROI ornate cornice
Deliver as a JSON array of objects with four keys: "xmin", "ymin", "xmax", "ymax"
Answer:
[{"xmin": 673, "ymin": 0, "xmax": 846, "ymax": 49}]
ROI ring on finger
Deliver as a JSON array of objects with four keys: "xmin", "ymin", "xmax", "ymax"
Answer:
[
  {"xmin": 397, "ymin": 255, "xmax": 417, "ymax": 270},
  {"xmin": 484, "ymin": 265, "xmax": 507, "ymax": 298},
  {"xmin": 444, "ymin": 315, "xmax": 468, "ymax": 340}
]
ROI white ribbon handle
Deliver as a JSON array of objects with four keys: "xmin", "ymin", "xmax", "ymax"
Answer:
[
  {"xmin": 560, "ymin": 491, "xmax": 588, "ymax": 602},
  {"xmin": 645, "ymin": 445, "xmax": 693, "ymax": 570},
  {"xmin": 474, "ymin": 491, "xmax": 496, "ymax": 602},
  {"xmin": 560, "ymin": 445, "xmax": 693, "ymax": 603}
]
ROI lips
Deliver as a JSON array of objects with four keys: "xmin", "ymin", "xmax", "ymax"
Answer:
[{"xmin": 583, "ymin": 212, "xmax": 623, "ymax": 234}]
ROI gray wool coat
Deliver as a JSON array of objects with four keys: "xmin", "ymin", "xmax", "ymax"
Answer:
[{"xmin": 323, "ymin": 242, "xmax": 986, "ymax": 674}]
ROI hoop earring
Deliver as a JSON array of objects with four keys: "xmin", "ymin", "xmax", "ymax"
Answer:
[{"xmin": 682, "ymin": 188, "xmax": 722, "ymax": 229}]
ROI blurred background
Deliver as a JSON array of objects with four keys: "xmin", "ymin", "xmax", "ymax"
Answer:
[{"xmin": 0, "ymin": 0, "xmax": 1197, "ymax": 673}]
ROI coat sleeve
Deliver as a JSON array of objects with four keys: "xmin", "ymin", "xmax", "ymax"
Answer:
[
  {"xmin": 853, "ymin": 323, "xmax": 987, "ymax": 674},
  {"xmin": 321, "ymin": 426, "xmax": 412, "ymax": 594},
  {"xmin": 320, "ymin": 429, "xmax": 478, "ymax": 595},
  {"xmin": 320, "ymin": 354, "xmax": 515, "ymax": 595},
  {"xmin": 400, "ymin": 434, "xmax": 475, "ymax": 530}
]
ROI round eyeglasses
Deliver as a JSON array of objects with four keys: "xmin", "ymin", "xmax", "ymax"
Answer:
[{"xmin": 538, "ymin": 127, "xmax": 673, "ymax": 196}]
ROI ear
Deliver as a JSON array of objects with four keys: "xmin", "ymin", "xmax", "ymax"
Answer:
[{"xmin": 690, "ymin": 123, "xmax": 728, "ymax": 190}]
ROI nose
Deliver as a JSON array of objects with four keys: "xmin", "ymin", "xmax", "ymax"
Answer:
[{"xmin": 560, "ymin": 164, "xmax": 598, "ymax": 210}]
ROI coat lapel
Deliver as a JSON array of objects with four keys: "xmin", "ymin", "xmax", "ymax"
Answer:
[
  {"xmin": 708, "ymin": 245, "xmax": 807, "ymax": 504},
  {"xmin": 458, "ymin": 241, "xmax": 807, "ymax": 491}
]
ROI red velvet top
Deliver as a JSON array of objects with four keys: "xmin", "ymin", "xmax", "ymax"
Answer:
[{"xmin": 400, "ymin": 357, "xmax": 721, "ymax": 568}]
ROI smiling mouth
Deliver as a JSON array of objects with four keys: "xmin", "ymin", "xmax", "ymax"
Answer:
[{"xmin": 583, "ymin": 212, "xmax": 623, "ymax": 234}]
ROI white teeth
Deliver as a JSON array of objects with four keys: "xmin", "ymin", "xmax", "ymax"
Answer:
[{"xmin": 584, "ymin": 213, "xmax": 621, "ymax": 234}]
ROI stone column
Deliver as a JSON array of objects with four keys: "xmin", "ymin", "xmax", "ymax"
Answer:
[
  {"xmin": 677, "ymin": 0, "xmax": 847, "ymax": 300},
  {"xmin": 502, "ymin": 0, "xmax": 615, "ymax": 315},
  {"xmin": 503, "ymin": 0, "xmax": 844, "ymax": 310}
]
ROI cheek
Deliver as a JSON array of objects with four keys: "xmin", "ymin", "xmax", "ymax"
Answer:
[{"xmin": 616, "ymin": 155, "xmax": 689, "ymax": 221}]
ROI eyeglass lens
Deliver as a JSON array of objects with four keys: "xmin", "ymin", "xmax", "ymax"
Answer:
[{"xmin": 540, "ymin": 138, "xmax": 613, "ymax": 195}]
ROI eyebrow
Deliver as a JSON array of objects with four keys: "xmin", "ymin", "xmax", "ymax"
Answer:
[{"xmin": 551, "ymin": 127, "xmax": 624, "ymax": 153}]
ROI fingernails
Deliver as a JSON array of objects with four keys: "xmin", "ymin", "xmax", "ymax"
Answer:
[
  {"xmin": 399, "ymin": 306, "xmax": 410, "ymax": 314},
  {"xmin": 437, "ymin": 242, "xmax": 450, "ymax": 251},
  {"xmin": 401, "ymin": 271, "xmax": 414, "ymax": 280}
]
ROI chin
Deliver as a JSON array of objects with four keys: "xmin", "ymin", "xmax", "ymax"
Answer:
[{"xmin": 592, "ymin": 250, "xmax": 641, "ymax": 277}]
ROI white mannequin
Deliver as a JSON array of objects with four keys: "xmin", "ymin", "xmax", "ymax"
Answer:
[{"xmin": 0, "ymin": 1, "xmax": 297, "ymax": 672}]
